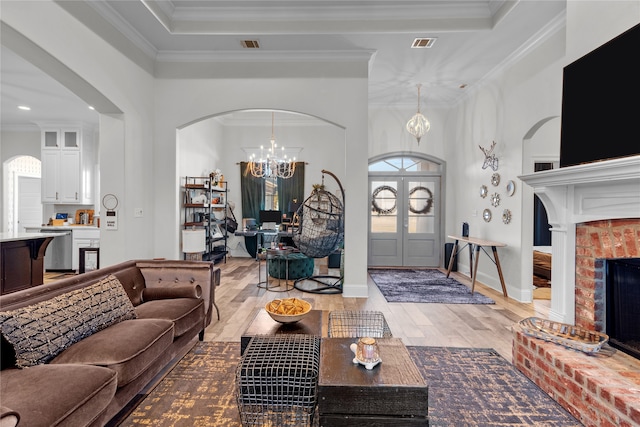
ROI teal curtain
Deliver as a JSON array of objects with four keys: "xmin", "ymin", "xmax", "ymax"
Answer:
[
  {"xmin": 240, "ymin": 161, "xmax": 304, "ymax": 220},
  {"xmin": 240, "ymin": 162, "xmax": 265, "ymax": 222},
  {"xmin": 278, "ymin": 161, "xmax": 305, "ymax": 217}
]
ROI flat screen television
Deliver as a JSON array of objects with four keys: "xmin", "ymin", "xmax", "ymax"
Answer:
[
  {"xmin": 259, "ymin": 210, "xmax": 282, "ymax": 225},
  {"xmin": 559, "ymin": 23, "xmax": 640, "ymax": 168}
]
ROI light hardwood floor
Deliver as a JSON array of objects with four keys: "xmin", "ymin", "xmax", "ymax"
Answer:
[{"xmin": 204, "ymin": 256, "xmax": 551, "ymax": 360}]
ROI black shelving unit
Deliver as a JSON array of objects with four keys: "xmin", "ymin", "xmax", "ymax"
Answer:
[{"xmin": 183, "ymin": 176, "xmax": 228, "ymax": 263}]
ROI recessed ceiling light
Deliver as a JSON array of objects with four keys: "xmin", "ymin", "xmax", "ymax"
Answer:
[
  {"xmin": 411, "ymin": 38, "xmax": 437, "ymax": 49},
  {"xmin": 18, "ymin": 105, "xmax": 31, "ymax": 111},
  {"xmin": 241, "ymin": 40, "xmax": 260, "ymax": 49},
  {"xmin": 88, "ymin": 105, "xmax": 95, "ymax": 110}
]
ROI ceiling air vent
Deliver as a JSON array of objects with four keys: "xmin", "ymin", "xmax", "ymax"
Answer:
[
  {"xmin": 241, "ymin": 40, "xmax": 260, "ymax": 49},
  {"xmin": 411, "ymin": 38, "xmax": 437, "ymax": 49}
]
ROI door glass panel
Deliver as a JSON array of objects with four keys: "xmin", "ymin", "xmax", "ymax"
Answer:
[
  {"xmin": 370, "ymin": 180, "xmax": 397, "ymax": 233},
  {"xmin": 64, "ymin": 131, "xmax": 78, "ymax": 148},
  {"xmin": 369, "ymin": 156, "xmax": 441, "ymax": 172},
  {"xmin": 44, "ymin": 131, "xmax": 58, "ymax": 147},
  {"xmin": 407, "ymin": 181, "xmax": 435, "ymax": 233}
]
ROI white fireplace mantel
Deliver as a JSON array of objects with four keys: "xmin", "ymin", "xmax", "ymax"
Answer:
[{"xmin": 519, "ymin": 155, "xmax": 640, "ymax": 324}]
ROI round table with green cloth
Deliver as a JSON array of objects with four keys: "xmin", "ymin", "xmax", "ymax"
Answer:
[{"xmin": 268, "ymin": 252, "xmax": 314, "ymax": 280}]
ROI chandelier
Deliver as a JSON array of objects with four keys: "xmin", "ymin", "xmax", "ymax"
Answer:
[
  {"xmin": 406, "ymin": 83, "xmax": 430, "ymax": 144},
  {"xmin": 248, "ymin": 112, "xmax": 296, "ymax": 179}
]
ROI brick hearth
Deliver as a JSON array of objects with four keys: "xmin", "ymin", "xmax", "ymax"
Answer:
[
  {"xmin": 513, "ymin": 218, "xmax": 640, "ymax": 427},
  {"xmin": 513, "ymin": 329, "xmax": 640, "ymax": 427}
]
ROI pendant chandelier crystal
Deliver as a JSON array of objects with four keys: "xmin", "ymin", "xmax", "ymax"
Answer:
[
  {"xmin": 406, "ymin": 83, "xmax": 430, "ymax": 144},
  {"xmin": 248, "ymin": 112, "xmax": 296, "ymax": 179}
]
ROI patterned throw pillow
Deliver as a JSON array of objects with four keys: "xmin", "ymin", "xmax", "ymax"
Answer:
[{"xmin": 0, "ymin": 275, "xmax": 137, "ymax": 368}]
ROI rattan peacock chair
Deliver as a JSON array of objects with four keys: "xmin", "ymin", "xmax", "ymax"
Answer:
[{"xmin": 293, "ymin": 170, "xmax": 345, "ymax": 294}]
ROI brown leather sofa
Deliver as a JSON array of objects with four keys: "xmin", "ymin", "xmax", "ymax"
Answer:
[{"xmin": 0, "ymin": 259, "xmax": 219, "ymax": 427}]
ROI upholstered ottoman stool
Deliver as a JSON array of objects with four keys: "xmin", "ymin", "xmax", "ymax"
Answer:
[
  {"xmin": 268, "ymin": 252, "xmax": 314, "ymax": 280},
  {"xmin": 236, "ymin": 334, "xmax": 321, "ymax": 427}
]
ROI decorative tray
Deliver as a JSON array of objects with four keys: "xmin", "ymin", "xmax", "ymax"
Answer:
[{"xmin": 518, "ymin": 317, "xmax": 609, "ymax": 354}]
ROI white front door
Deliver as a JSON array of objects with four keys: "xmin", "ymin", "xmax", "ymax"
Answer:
[
  {"xmin": 403, "ymin": 177, "xmax": 440, "ymax": 267},
  {"xmin": 368, "ymin": 154, "xmax": 444, "ymax": 268},
  {"xmin": 368, "ymin": 176, "xmax": 441, "ymax": 267},
  {"xmin": 369, "ymin": 177, "xmax": 402, "ymax": 266}
]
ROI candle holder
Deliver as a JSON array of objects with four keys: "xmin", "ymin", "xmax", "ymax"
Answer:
[{"xmin": 350, "ymin": 337, "xmax": 381, "ymax": 370}]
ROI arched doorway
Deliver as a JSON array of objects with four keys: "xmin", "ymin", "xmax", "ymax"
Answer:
[
  {"xmin": 3, "ymin": 156, "xmax": 42, "ymax": 233},
  {"xmin": 521, "ymin": 116, "xmax": 560, "ymax": 301},
  {"xmin": 368, "ymin": 153, "xmax": 445, "ymax": 267},
  {"xmin": 177, "ymin": 109, "xmax": 346, "ymax": 259}
]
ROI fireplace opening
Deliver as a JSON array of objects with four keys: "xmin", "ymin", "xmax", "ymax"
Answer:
[{"xmin": 605, "ymin": 258, "xmax": 640, "ymax": 359}]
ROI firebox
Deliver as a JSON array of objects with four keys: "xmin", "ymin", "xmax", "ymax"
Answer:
[{"xmin": 605, "ymin": 258, "xmax": 640, "ymax": 359}]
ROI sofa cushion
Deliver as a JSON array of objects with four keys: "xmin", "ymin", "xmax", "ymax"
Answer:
[
  {"xmin": 52, "ymin": 318, "xmax": 174, "ymax": 387},
  {"xmin": 0, "ymin": 275, "xmax": 137, "ymax": 368},
  {"xmin": 135, "ymin": 298, "xmax": 204, "ymax": 337},
  {"xmin": 0, "ymin": 364, "xmax": 117, "ymax": 427}
]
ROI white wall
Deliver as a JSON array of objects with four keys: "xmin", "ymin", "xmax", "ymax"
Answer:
[
  {"xmin": 153, "ymin": 76, "xmax": 368, "ymax": 295},
  {"xmin": 439, "ymin": 3, "xmax": 639, "ymax": 301},
  {"xmin": 3, "ymin": 0, "xmax": 637, "ymax": 302},
  {"xmin": 2, "ymin": 1, "xmax": 157, "ymax": 266}
]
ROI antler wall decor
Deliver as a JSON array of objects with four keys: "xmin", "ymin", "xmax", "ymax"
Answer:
[{"xmin": 479, "ymin": 141, "xmax": 499, "ymax": 171}]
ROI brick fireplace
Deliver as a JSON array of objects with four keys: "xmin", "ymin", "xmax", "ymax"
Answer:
[
  {"xmin": 517, "ymin": 157, "xmax": 640, "ymax": 427},
  {"xmin": 575, "ymin": 219, "xmax": 640, "ymax": 332}
]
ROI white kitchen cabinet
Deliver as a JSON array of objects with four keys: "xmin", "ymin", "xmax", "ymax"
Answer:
[
  {"xmin": 42, "ymin": 150, "xmax": 81, "ymax": 203},
  {"xmin": 41, "ymin": 128, "xmax": 80, "ymax": 150},
  {"xmin": 72, "ymin": 228, "xmax": 100, "ymax": 271},
  {"xmin": 40, "ymin": 124, "xmax": 94, "ymax": 204}
]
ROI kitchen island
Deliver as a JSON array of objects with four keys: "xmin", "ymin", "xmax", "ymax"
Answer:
[
  {"xmin": 25, "ymin": 226, "xmax": 100, "ymax": 272},
  {"xmin": 0, "ymin": 232, "xmax": 69, "ymax": 295}
]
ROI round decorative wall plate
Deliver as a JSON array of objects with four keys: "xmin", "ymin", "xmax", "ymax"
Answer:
[
  {"xmin": 491, "ymin": 192, "xmax": 501, "ymax": 207},
  {"xmin": 491, "ymin": 173, "xmax": 501, "ymax": 186},
  {"xmin": 483, "ymin": 208, "xmax": 492, "ymax": 222},
  {"xmin": 506, "ymin": 180, "xmax": 516, "ymax": 196},
  {"xmin": 480, "ymin": 185, "xmax": 488, "ymax": 198},
  {"xmin": 502, "ymin": 209, "xmax": 512, "ymax": 224}
]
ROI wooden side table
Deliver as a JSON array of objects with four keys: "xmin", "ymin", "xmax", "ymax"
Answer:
[{"xmin": 445, "ymin": 234, "xmax": 508, "ymax": 297}]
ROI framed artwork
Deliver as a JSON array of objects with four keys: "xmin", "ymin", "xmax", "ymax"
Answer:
[{"xmin": 79, "ymin": 247, "xmax": 99, "ymax": 273}]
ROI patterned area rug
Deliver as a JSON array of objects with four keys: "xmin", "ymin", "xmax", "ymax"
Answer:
[
  {"xmin": 369, "ymin": 268, "xmax": 496, "ymax": 304},
  {"xmin": 118, "ymin": 342, "xmax": 580, "ymax": 427},
  {"xmin": 407, "ymin": 346, "xmax": 581, "ymax": 426}
]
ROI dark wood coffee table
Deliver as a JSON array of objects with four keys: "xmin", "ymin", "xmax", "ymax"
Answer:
[
  {"xmin": 240, "ymin": 309, "xmax": 327, "ymax": 354},
  {"xmin": 318, "ymin": 337, "xmax": 429, "ymax": 426}
]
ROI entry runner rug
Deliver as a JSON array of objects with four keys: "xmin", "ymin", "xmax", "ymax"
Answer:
[
  {"xmin": 368, "ymin": 268, "xmax": 496, "ymax": 304},
  {"xmin": 117, "ymin": 342, "xmax": 580, "ymax": 426}
]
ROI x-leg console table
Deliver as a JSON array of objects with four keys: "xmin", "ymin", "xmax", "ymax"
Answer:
[{"xmin": 445, "ymin": 235, "xmax": 508, "ymax": 297}]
